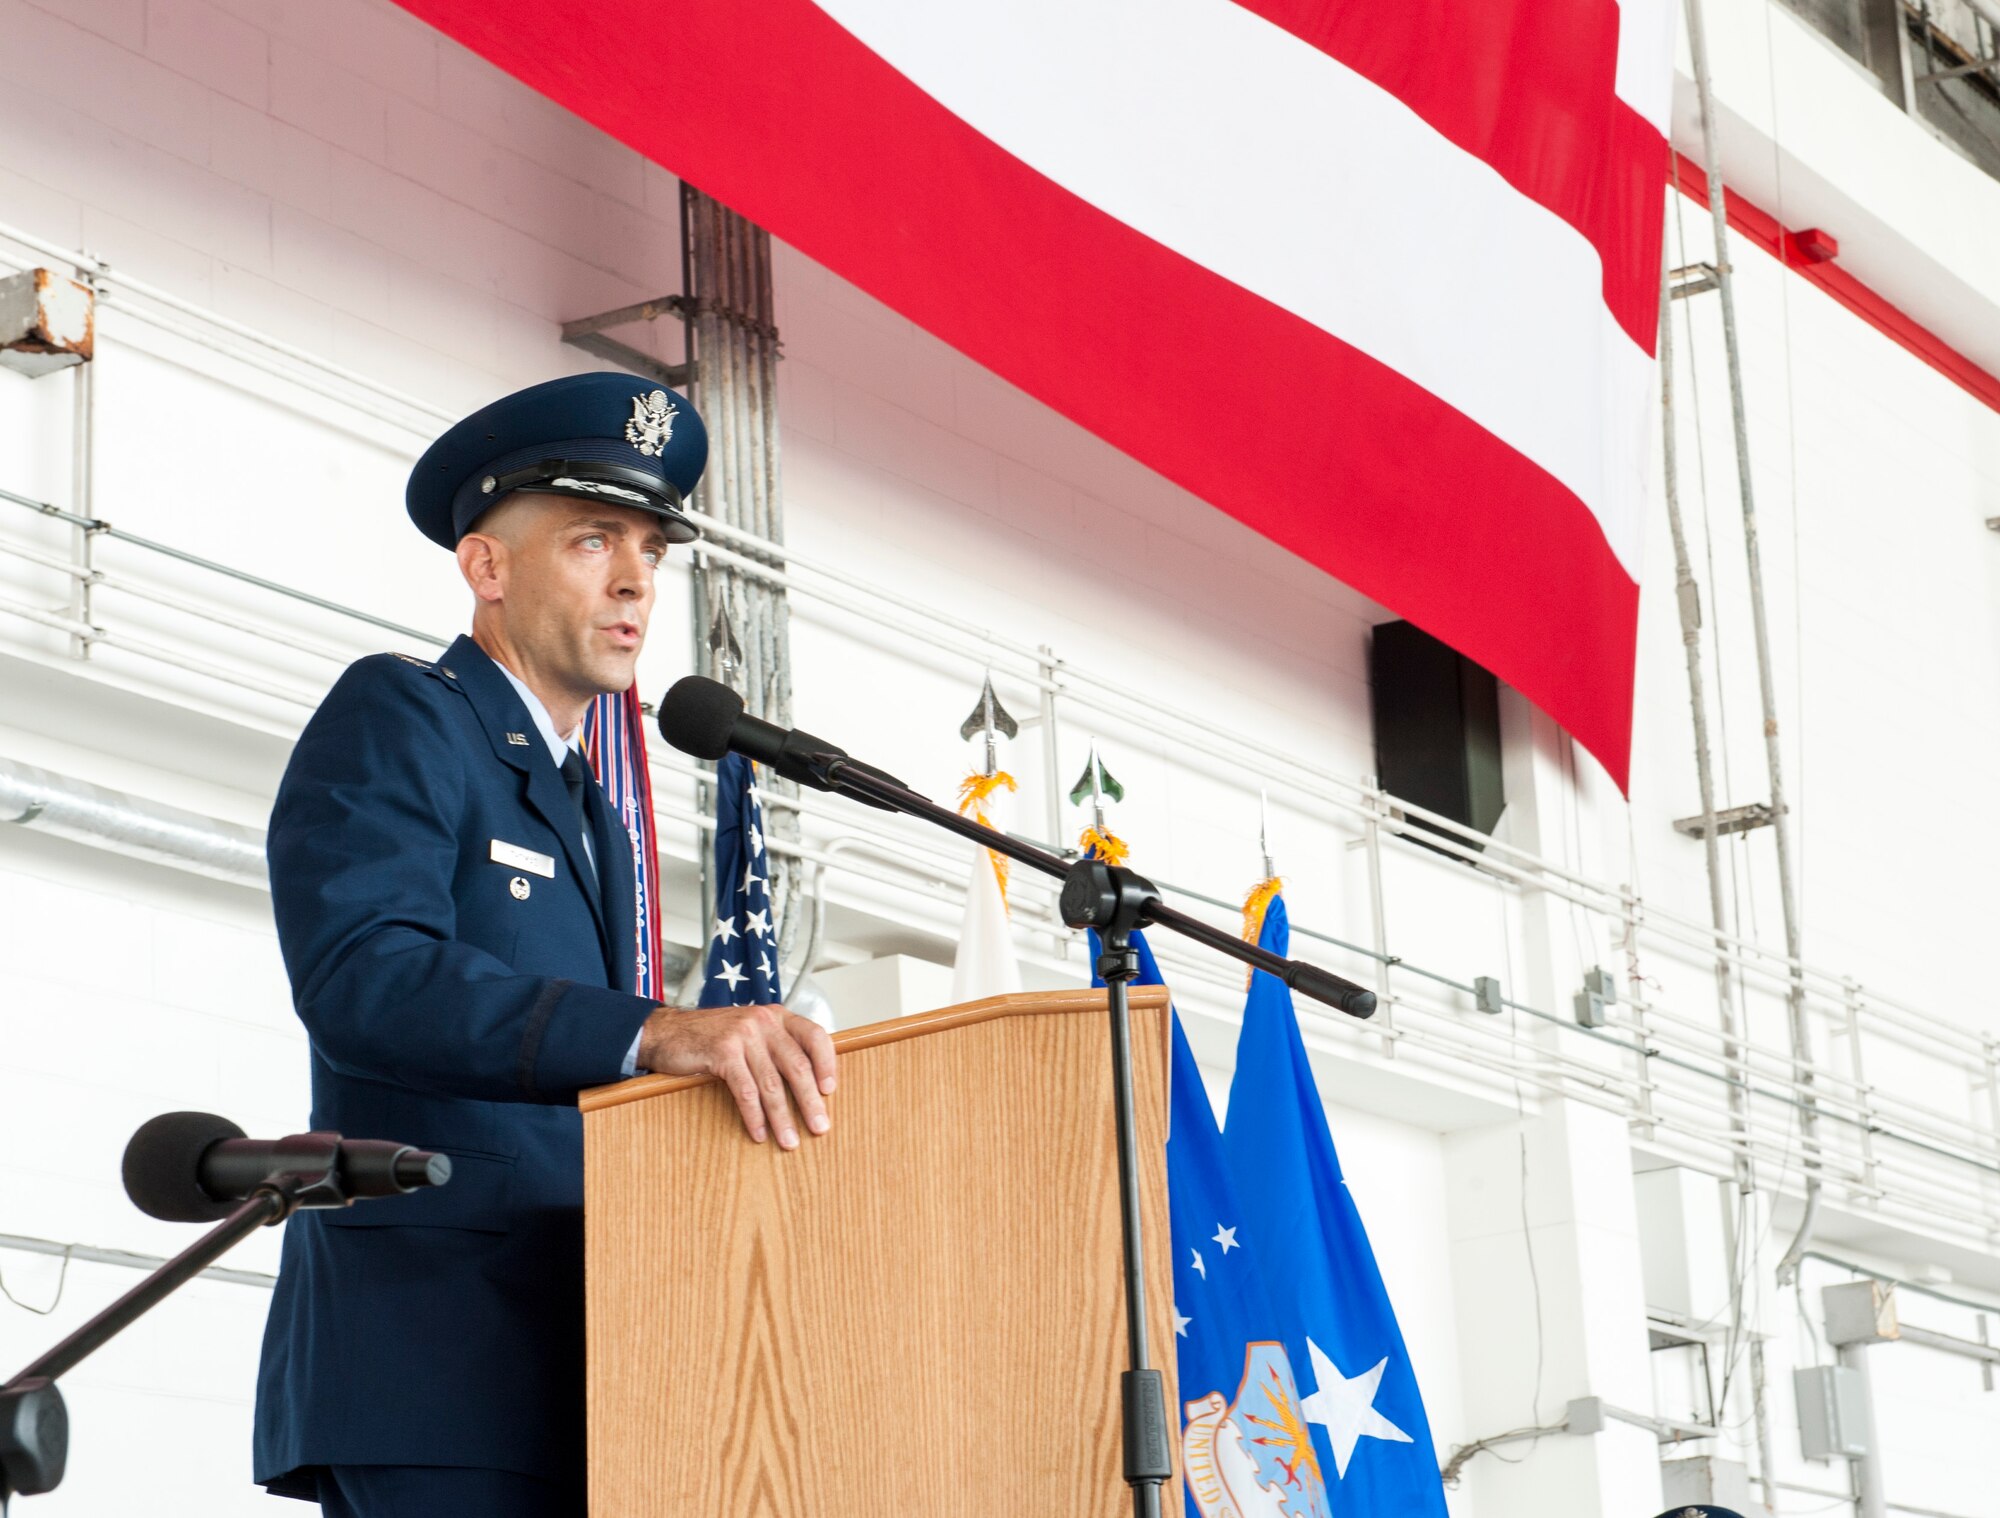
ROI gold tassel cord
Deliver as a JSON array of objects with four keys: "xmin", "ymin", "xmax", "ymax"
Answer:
[
  {"xmin": 1241, "ymin": 875, "xmax": 1283, "ymax": 944},
  {"xmin": 956, "ymin": 769, "xmax": 1018, "ymax": 901},
  {"xmin": 955, "ymin": 770, "xmax": 1017, "ymax": 814},
  {"xmin": 1078, "ymin": 825, "xmax": 1129, "ymax": 866},
  {"xmin": 1240, "ymin": 875, "xmax": 1283, "ymax": 987}
]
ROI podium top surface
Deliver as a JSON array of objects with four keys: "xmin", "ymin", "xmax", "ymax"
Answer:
[{"xmin": 578, "ymin": 984, "xmax": 1170, "ymax": 1114}]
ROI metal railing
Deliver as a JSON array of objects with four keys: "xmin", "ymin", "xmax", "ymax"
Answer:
[{"xmin": 4, "ymin": 221, "xmax": 1998, "ymax": 1262}]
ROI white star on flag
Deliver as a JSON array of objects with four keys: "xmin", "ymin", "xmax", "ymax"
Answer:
[
  {"xmin": 743, "ymin": 863, "xmax": 765, "ymax": 895},
  {"xmin": 759, "ymin": 956, "xmax": 774, "ymax": 980},
  {"xmin": 713, "ymin": 915, "xmax": 739, "ymax": 945},
  {"xmin": 743, "ymin": 907, "xmax": 770, "ymax": 939},
  {"xmin": 715, "ymin": 961, "xmax": 747, "ymax": 991},
  {"xmin": 1299, "ymin": 1340, "xmax": 1413, "ymax": 1479},
  {"xmin": 747, "ymin": 822, "xmax": 763, "ymax": 855},
  {"xmin": 1190, "ymin": 1248, "xmax": 1206, "ymax": 1280},
  {"xmin": 1173, "ymin": 1307, "xmax": 1190, "ymax": 1338},
  {"xmin": 1211, "ymin": 1224, "xmax": 1238, "ymax": 1254}
]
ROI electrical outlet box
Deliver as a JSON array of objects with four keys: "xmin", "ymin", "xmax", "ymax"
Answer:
[
  {"xmin": 1795, "ymin": 1366, "xmax": 1870, "ymax": 1460},
  {"xmin": 1574, "ymin": 966, "xmax": 1616, "ymax": 1027},
  {"xmin": 0, "ymin": 269, "xmax": 93, "ymax": 376},
  {"xmin": 1662, "ymin": 1454, "xmax": 1752, "ymax": 1509},
  {"xmin": 1823, "ymin": 1280, "xmax": 1898, "ymax": 1346}
]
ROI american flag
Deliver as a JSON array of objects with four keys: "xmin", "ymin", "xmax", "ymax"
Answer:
[
  {"xmin": 400, "ymin": 0, "xmax": 1674, "ymax": 787},
  {"xmin": 696, "ymin": 752, "xmax": 783, "ymax": 1007}
]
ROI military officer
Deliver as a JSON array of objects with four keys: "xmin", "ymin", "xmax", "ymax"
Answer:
[{"xmin": 252, "ymin": 373, "xmax": 837, "ymax": 1517}]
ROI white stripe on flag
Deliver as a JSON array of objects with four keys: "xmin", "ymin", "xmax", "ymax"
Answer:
[
  {"xmin": 814, "ymin": 0, "xmax": 1654, "ymax": 578},
  {"xmin": 1614, "ymin": 0, "xmax": 1677, "ymax": 131}
]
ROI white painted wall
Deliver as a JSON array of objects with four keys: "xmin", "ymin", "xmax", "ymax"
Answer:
[{"xmin": 0, "ymin": 0, "xmax": 1998, "ymax": 1513}]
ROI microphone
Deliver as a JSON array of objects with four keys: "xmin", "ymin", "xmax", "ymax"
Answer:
[
  {"xmin": 122, "ymin": 1112, "xmax": 452, "ymax": 1224},
  {"xmin": 657, "ymin": 676, "xmax": 907, "ymax": 809}
]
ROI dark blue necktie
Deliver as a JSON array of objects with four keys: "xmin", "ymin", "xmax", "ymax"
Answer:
[{"xmin": 560, "ymin": 748, "xmax": 600, "ymax": 896}]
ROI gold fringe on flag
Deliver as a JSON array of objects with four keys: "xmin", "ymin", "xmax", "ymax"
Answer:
[
  {"xmin": 1240, "ymin": 875, "xmax": 1283, "ymax": 986},
  {"xmin": 1078, "ymin": 825, "xmax": 1129, "ymax": 866},
  {"xmin": 956, "ymin": 769, "xmax": 1018, "ymax": 901},
  {"xmin": 1241, "ymin": 875, "xmax": 1283, "ymax": 943}
]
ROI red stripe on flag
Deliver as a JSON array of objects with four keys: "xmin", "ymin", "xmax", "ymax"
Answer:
[
  {"xmin": 397, "ymin": 0, "xmax": 1641, "ymax": 786},
  {"xmin": 1237, "ymin": 0, "xmax": 1668, "ymax": 353}
]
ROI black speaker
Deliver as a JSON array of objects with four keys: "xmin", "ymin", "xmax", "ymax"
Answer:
[{"xmin": 1367, "ymin": 620, "xmax": 1504, "ymax": 853}]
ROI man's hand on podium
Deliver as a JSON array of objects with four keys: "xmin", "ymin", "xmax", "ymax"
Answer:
[{"xmin": 637, "ymin": 1003, "xmax": 838, "ymax": 1150}]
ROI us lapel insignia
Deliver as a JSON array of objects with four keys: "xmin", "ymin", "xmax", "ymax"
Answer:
[{"xmin": 506, "ymin": 731, "xmax": 530, "ymax": 746}]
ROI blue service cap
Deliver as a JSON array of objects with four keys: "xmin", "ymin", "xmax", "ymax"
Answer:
[
  {"xmin": 1655, "ymin": 1508, "xmax": 1745, "ymax": 1518},
  {"xmin": 407, "ymin": 372, "xmax": 707, "ymax": 549}
]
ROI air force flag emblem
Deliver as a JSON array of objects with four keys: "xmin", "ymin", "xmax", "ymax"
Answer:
[
  {"xmin": 1183, "ymin": 1343, "xmax": 1329, "ymax": 1518},
  {"xmin": 624, "ymin": 388, "xmax": 678, "ymax": 457}
]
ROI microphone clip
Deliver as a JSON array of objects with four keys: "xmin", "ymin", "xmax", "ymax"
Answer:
[
  {"xmin": 250, "ymin": 1131, "xmax": 349, "ymax": 1215},
  {"xmin": 1059, "ymin": 859, "xmax": 1162, "ymax": 984}
]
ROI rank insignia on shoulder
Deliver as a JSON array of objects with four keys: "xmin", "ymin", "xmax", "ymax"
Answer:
[
  {"xmin": 506, "ymin": 732, "xmax": 530, "ymax": 746},
  {"xmin": 388, "ymin": 652, "xmax": 433, "ymax": 669}
]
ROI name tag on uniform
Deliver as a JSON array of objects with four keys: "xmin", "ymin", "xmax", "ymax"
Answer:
[{"xmin": 490, "ymin": 839, "xmax": 556, "ymax": 878}]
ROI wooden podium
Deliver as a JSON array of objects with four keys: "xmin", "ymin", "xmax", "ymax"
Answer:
[{"xmin": 579, "ymin": 986, "xmax": 1178, "ymax": 1516}]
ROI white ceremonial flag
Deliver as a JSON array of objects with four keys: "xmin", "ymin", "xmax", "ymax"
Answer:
[{"xmin": 951, "ymin": 846, "xmax": 1022, "ymax": 1004}]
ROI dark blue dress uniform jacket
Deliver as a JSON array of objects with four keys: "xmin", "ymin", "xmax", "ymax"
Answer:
[{"xmin": 253, "ymin": 634, "xmax": 656, "ymax": 1494}]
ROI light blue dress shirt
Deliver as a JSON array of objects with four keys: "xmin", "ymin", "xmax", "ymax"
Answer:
[{"xmin": 493, "ymin": 662, "xmax": 647, "ymax": 1077}]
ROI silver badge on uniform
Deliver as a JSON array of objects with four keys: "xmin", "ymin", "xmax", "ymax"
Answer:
[
  {"xmin": 505, "ymin": 731, "xmax": 530, "ymax": 746},
  {"xmin": 624, "ymin": 389, "xmax": 677, "ymax": 457},
  {"xmin": 491, "ymin": 839, "xmax": 556, "ymax": 877},
  {"xmin": 509, "ymin": 876, "xmax": 531, "ymax": 901}
]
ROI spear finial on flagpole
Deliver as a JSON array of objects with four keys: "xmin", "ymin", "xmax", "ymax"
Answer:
[
  {"xmin": 1259, "ymin": 788, "xmax": 1276, "ymax": 881},
  {"xmin": 957, "ymin": 671, "xmax": 1018, "ymax": 781},
  {"xmin": 707, "ymin": 603, "xmax": 743, "ymax": 690},
  {"xmin": 1067, "ymin": 748, "xmax": 1127, "ymax": 861},
  {"xmin": 954, "ymin": 673, "xmax": 1020, "ymax": 895}
]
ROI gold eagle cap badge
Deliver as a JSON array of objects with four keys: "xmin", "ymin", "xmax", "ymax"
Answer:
[{"xmin": 624, "ymin": 388, "xmax": 677, "ymax": 457}]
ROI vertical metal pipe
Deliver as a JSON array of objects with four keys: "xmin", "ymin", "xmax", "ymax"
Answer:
[
  {"xmin": 1836, "ymin": 1342, "xmax": 1889, "ymax": 1518},
  {"xmin": 755, "ymin": 226, "xmax": 793, "ymax": 732},
  {"xmin": 681, "ymin": 187, "xmax": 798, "ymax": 942},
  {"xmin": 1845, "ymin": 981, "xmax": 1881, "ymax": 1197},
  {"xmin": 1361, "ymin": 778, "xmax": 1395, "ymax": 1057},
  {"xmin": 1036, "ymin": 646, "xmax": 1071, "ymax": 959},
  {"xmin": 68, "ymin": 329, "xmax": 95, "ymax": 660},
  {"xmin": 1658, "ymin": 233, "xmax": 1747, "ymax": 1138},
  {"xmin": 1660, "ymin": 232, "xmax": 1776, "ymax": 1510},
  {"xmin": 1683, "ymin": 0, "xmax": 1821, "ymax": 1278},
  {"xmin": 1618, "ymin": 885, "xmax": 1657, "ymax": 1138}
]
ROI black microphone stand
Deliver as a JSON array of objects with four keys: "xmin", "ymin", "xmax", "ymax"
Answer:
[
  {"xmin": 0, "ymin": 1135, "xmax": 408, "ymax": 1510},
  {"xmin": 808, "ymin": 755, "xmax": 1378, "ymax": 1517}
]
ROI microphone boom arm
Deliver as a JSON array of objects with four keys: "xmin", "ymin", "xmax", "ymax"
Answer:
[
  {"xmin": 820, "ymin": 757, "xmax": 1378, "ymax": 1019},
  {"xmin": 2, "ymin": 1131, "xmax": 452, "ymax": 1508},
  {"xmin": 0, "ymin": 1180, "xmax": 299, "ymax": 1508}
]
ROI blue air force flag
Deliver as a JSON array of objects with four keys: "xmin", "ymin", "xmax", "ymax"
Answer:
[
  {"xmin": 1092, "ymin": 930, "xmax": 1329, "ymax": 1517},
  {"xmin": 697, "ymin": 752, "xmax": 782, "ymax": 1007},
  {"xmin": 1221, "ymin": 895, "xmax": 1445, "ymax": 1512},
  {"xmin": 1169, "ymin": 1015, "xmax": 1332, "ymax": 1518}
]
